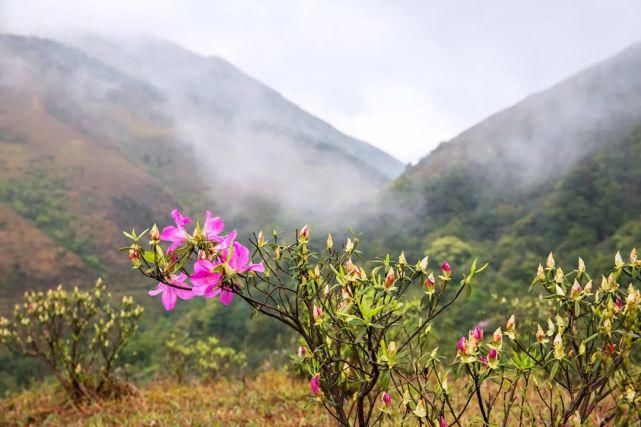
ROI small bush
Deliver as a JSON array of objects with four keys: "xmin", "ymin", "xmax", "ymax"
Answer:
[
  {"xmin": 165, "ymin": 334, "xmax": 246, "ymax": 383},
  {"xmin": 0, "ymin": 279, "xmax": 144, "ymax": 402}
]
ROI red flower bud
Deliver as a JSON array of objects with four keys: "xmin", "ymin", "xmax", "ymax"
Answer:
[
  {"xmin": 381, "ymin": 392, "xmax": 392, "ymax": 406},
  {"xmin": 128, "ymin": 248, "xmax": 139, "ymax": 261},
  {"xmin": 441, "ymin": 260, "xmax": 451, "ymax": 274}
]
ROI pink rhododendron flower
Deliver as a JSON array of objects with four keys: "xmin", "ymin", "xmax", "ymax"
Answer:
[
  {"xmin": 190, "ymin": 259, "xmax": 223, "ymax": 298},
  {"xmin": 310, "ymin": 373, "xmax": 321, "ymax": 395},
  {"xmin": 190, "ymin": 260, "xmax": 236, "ymax": 306},
  {"xmin": 440, "ymin": 415, "xmax": 447, "ymax": 427},
  {"xmin": 160, "ymin": 209, "xmax": 192, "ymax": 253},
  {"xmin": 441, "ymin": 260, "xmax": 451, "ymax": 274},
  {"xmin": 382, "ymin": 392, "xmax": 392, "ymax": 406},
  {"xmin": 223, "ymin": 242, "xmax": 265, "ymax": 275},
  {"xmin": 202, "ymin": 210, "xmax": 224, "ymax": 240},
  {"xmin": 148, "ymin": 273, "xmax": 193, "ymax": 311},
  {"xmin": 215, "ymin": 230, "xmax": 238, "ymax": 251}
]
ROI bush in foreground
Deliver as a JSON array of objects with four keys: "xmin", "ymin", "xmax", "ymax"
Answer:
[
  {"xmin": 0, "ymin": 279, "xmax": 143, "ymax": 402},
  {"xmin": 123, "ymin": 209, "xmax": 641, "ymax": 426}
]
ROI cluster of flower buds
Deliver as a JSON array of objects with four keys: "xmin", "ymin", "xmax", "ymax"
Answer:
[
  {"xmin": 126, "ymin": 209, "xmax": 264, "ymax": 311},
  {"xmin": 456, "ymin": 326, "xmax": 500, "ymax": 368}
]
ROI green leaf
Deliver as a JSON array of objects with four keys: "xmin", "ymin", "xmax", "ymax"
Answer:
[{"xmin": 549, "ymin": 361, "xmax": 559, "ymax": 380}]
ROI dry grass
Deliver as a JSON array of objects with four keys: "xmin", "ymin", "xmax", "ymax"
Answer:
[{"xmin": 0, "ymin": 371, "xmax": 333, "ymax": 427}]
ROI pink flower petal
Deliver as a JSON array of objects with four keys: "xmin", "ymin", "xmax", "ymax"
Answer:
[
  {"xmin": 218, "ymin": 290, "xmax": 235, "ymax": 305},
  {"xmin": 203, "ymin": 211, "xmax": 224, "ymax": 239},
  {"xmin": 171, "ymin": 209, "xmax": 191, "ymax": 227},
  {"xmin": 161, "ymin": 287, "xmax": 177, "ymax": 311},
  {"xmin": 148, "ymin": 283, "xmax": 165, "ymax": 296}
]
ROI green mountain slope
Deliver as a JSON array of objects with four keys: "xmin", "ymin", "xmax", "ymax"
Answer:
[{"xmin": 361, "ymin": 42, "xmax": 641, "ymax": 329}]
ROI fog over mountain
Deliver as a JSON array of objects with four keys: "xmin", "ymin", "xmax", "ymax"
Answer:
[
  {"xmin": 0, "ymin": 33, "xmax": 402, "ymax": 293},
  {"xmin": 406, "ymin": 41, "xmax": 641, "ymax": 194}
]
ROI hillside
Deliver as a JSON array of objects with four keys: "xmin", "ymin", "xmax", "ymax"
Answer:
[
  {"xmin": 406, "ymin": 42, "xmax": 641, "ymax": 193},
  {"xmin": 0, "ymin": 34, "xmax": 402, "ymax": 298},
  {"xmin": 68, "ymin": 35, "xmax": 404, "ymax": 214},
  {"xmin": 361, "ymin": 42, "xmax": 641, "ymax": 329}
]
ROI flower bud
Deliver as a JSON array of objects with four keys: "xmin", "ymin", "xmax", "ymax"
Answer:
[
  {"xmin": 537, "ymin": 264, "xmax": 545, "ymax": 281},
  {"xmin": 128, "ymin": 248, "xmax": 139, "ymax": 262},
  {"xmin": 631, "ymin": 248, "xmax": 638, "ymax": 264},
  {"xmin": 313, "ymin": 305, "xmax": 324, "ymax": 324},
  {"xmin": 326, "ymin": 233, "xmax": 333, "ymax": 250},
  {"xmin": 488, "ymin": 348, "xmax": 498, "ymax": 364},
  {"xmin": 384, "ymin": 269, "xmax": 396, "ymax": 289},
  {"xmin": 387, "ymin": 341, "xmax": 397, "ymax": 357},
  {"xmin": 578, "ymin": 257, "xmax": 585, "ymax": 272},
  {"xmin": 424, "ymin": 273, "xmax": 436, "ymax": 294},
  {"xmin": 470, "ymin": 327, "xmax": 483, "ymax": 342},
  {"xmin": 345, "ymin": 238, "xmax": 354, "ymax": 252},
  {"xmin": 615, "ymin": 251, "xmax": 624, "ymax": 268},
  {"xmin": 626, "ymin": 284, "xmax": 641, "ymax": 310},
  {"xmin": 583, "ymin": 280, "xmax": 593, "ymax": 294},
  {"xmin": 149, "ymin": 224, "xmax": 160, "ymax": 242},
  {"xmin": 546, "ymin": 252, "xmax": 555, "ymax": 269},
  {"xmin": 492, "ymin": 327, "xmax": 503, "ymax": 348},
  {"xmin": 299, "ymin": 225, "xmax": 310, "ymax": 241},
  {"xmin": 554, "ymin": 268, "xmax": 564, "ymax": 283},
  {"xmin": 554, "ymin": 333, "xmax": 564, "ymax": 359},
  {"xmin": 441, "ymin": 260, "xmax": 451, "ymax": 274},
  {"xmin": 381, "ymin": 392, "xmax": 392, "ymax": 407},
  {"xmin": 298, "ymin": 345, "xmax": 307, "ymax": 357},
  {"xmin": 604, "ymin": 342, "xmax": 616, "ymax": 356},
  {"xmin": 310, "ymin": 373, "xmax": 321, "ymax": 395},
  {"xmin": 506, "ymin": 315, "xmax": 516, "ymax": 339},
  {"xmin": 419, "ymin": 256, "xmax": 429, "ymax": 272},
  {"xmin": 457, "ymin": 336, "xmax": 468, "ymax": 355},
  {"xmin": 570, "ymin": 280, "xmax": 582, "ymax": 299},
  {"xmin": 323, "ymin": 283, "xmax": 330, "ymax": 296},
  {"xmin": 612, "ymin": 297, "xmax": 623, "ymax": 315},
  {"xmin": 440, "ymin": 415, "xmax": 447, "ymax": 427},
  {"xmin": 536, "ymin": 324, "xmax": 546, "ymax": 344},
  {"xmin": 257, "ymin": 230, "xmax": 265, "ymax": 247},
  {"xmin": 398, "ymin": 251, "xmax": 407, "ymax": 266}
]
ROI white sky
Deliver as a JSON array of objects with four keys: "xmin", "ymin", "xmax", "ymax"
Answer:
[{"xmin": 3, "ymin": 1, "xmax": 641, "ymax": 163}]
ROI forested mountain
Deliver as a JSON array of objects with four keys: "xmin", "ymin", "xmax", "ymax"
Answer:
[
  {"xmin": 362, "ymin": 42, "xmax": 641, "ymax": 328},
  {"xmin": 0, "ymin": 34, "xmax": 402, "ymax": 298}
]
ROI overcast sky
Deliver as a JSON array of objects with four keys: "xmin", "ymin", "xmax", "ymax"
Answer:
[{"xmin": 3, "ymin": 1, "xmax": 641, "ymax": 163}]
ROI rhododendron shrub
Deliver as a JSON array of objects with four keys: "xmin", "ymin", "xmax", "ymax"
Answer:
[
  {"xmin": 123, "ymin": 209, "xmax": 641, "ymax": 426},
  {"xmin": 123, "ymin": 210, "xmax": 486, "ymax": 425},
  {"xmin": 0, "ymin": 279, "xmax": 143, "ymax": 402},
  {"xmin": 164, "ymin": 334, "xmax": 246, "ymax": 383},
  {"xmin": 444, "ymin": 251, "xmax": 641, "ymax": 426}
]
